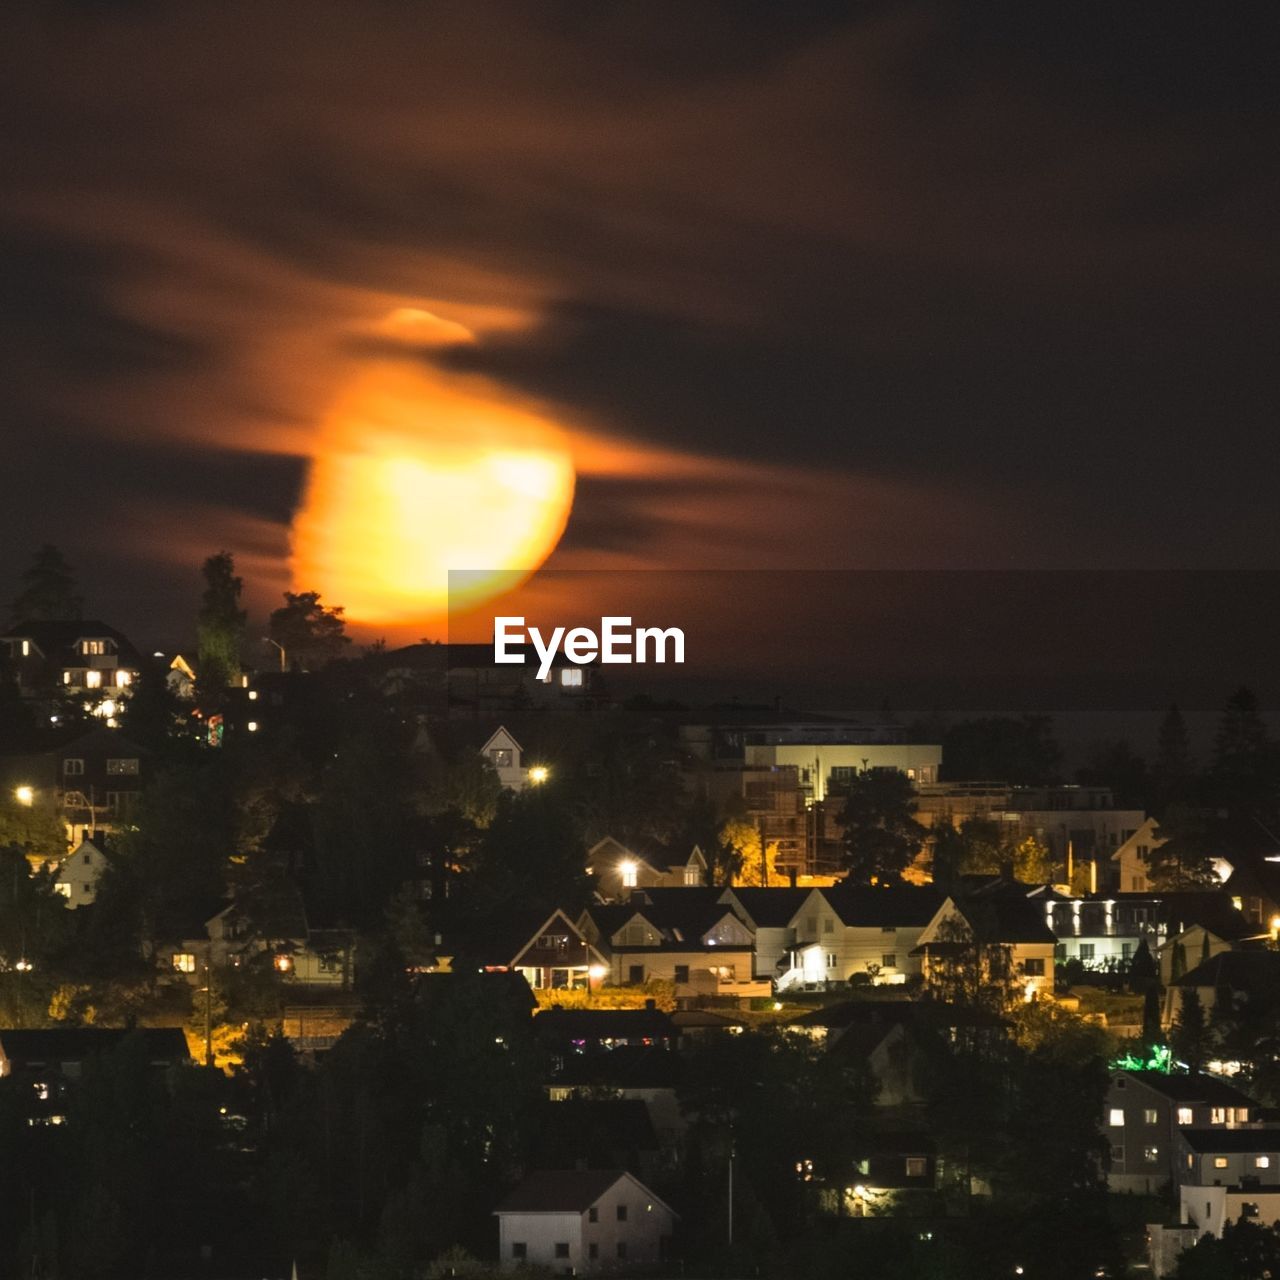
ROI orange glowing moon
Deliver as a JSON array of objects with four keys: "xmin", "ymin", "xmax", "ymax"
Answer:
[{"xmin": 291, "ymin": 361, "xmax": 575, "ymax": 627}]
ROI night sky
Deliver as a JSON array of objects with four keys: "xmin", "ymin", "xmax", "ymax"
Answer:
[{"xmin": 2, "ymin": 2, "xmax": 1277, "ymax": 695}]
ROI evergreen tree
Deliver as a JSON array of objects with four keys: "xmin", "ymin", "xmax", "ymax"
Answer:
[
  {"xmin": 1155, "ymin": 703, "xmax": 1193, "ymax": 784},
  {"xmin": 1171, "ymin": 988, "xmax": 1209, "ymax": 1072},
  {"xmin": 9, "ymin": 544, "xmax": 82, "ymax": 621},
  {"xmin": 1213, "ymin": 686, "xmax": 1269, "ymax": 777},
  {"xmin": 196, "ymin": 551, "xmax": 247, "ymax": 704}
]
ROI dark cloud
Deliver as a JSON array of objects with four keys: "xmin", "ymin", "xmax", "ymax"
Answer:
[{"xmin": 0, "ymin": 0, "xmax": 1276, "ymax": 644}]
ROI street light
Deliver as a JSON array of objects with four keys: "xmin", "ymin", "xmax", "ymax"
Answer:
[
  {"xmin": 527, "ymin": 765, "xmax": 549, "ymax": 785},
  {"xmin": 262, "ymin": 636, "xmax": 286, "ymax": 673},
  {"xmin": 14, "ymin": 786, "xmax": 33, "ymax": 807}
]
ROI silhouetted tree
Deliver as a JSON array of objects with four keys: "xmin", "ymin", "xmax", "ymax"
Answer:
[
  {"xmin": 196, "ymin": 551, "xmax": 247, "ymax": 705},
  {"xmin": 268, "ymin": 591, "xmax": 351, "ymax": 671},
  {"xmin": 839, "ymin": 768, "xmax": 926, "ymax": 883},
  {"xmin": 10, "ymin": 544, "xmax": 82, "ymax": 621}
]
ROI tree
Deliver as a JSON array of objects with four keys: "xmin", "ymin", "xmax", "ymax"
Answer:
[
  {"xmin": 1076, "ymin": 739, "xmax": 1149, "ymax": 806},
  {"xmin": 1213, "ymin": 686, "xmax": 1269, "ymax": 778},
  {"xmin": 1152, "ymin": 703, "xmax": 1194, "ymax": 803},
  {"xmin": 1012, "ymin": 834, "xmax": 1053, "ymax": 884},
  {"xmin": 1171, "ymin": 988, "xmax": 1210, "ymax": 1072},
  {"xmin": 196, "ymin": 552, "xmax": 247, "ymax": 703},
  {"xmin": 839, "ymin": 768, "xmax": 926, "ymax": 883},
  {"xmin": 10, "ymin": 544, "xmax": 82, "ymax": 621},
  {"xmin": 1150, "ymin": 804, "xmax": 1221, "ymax": 889},
  {"xmin": 721, "ymin": 818, "xmax": 778, "ymax": 887},
  {"xmin": 268, "ymin": 591, "xmax": 351, "ymax": 671}
]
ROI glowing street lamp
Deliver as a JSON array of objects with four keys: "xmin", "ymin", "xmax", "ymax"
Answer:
[
  {"xmin": 527, "ymin": 765, "xmax": 549, "ymax": 785},
  {"xmin": 14, "ymin": 786, "xmax": 34, "ymax": 807}
]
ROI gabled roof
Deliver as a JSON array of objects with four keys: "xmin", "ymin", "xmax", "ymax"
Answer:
[
  {"xmin": 720, "ymin": 887, "xmax": 814, "ymax": 928},
  {"xmin": 3, "ymin": 619, "xmax": 143, "ymax": 667},
  {"xmin": 0, "ymin": 1027, "xmax": 189, "ymax": 1064},
  {"xmin": 824, "ymin": 883, "xmax": 943, "ymax": 928},
  {"xmin": 533, "ymin": 1007, "xmax": 676, "ymax": 1043},
  {"xmin": 1180, "ymin": 1128, "xmax": 1280, "ymax": 1154},
  {"xmin": 1115, "ymin": 1070, "xmax": 1258, "ymax": 1107},
  {"xmin": 1174, "ymin": 950, "xmax": 1280, "ymax": 995},
  {"xmin": 494, "ymin": 1169, "xmax": 674, "ymax": 1217},
  {"xmin": 480, "ymin": 725, "xmax": 522, "ymax": 755}
]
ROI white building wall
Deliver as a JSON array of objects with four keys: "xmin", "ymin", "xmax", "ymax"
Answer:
[{"xmin": 498, "ymin": 1211, "xmax": 583, "ymax": 1271}]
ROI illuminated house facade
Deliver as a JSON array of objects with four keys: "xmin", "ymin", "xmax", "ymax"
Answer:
[
  {"xmin": 1104, "ymin": 1070, "xmax": 1261, "ymax": 1194},
  {"xmin": 0, "ymin": 619, "xmax": 142, "ymax": 716},
  {"xmin": 587, "ymin": 836, "xmax": 707, "ymax": 901}
]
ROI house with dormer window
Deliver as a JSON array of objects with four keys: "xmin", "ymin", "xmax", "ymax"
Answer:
[{"xmin": 0, "ymin": 620, "xmax": 142, "ymax": 713}]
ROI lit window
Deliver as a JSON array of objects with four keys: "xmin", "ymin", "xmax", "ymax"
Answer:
[
  {"xmin": 1214, "ymin": 1157, "xmax": 1229, "ymax": 1169},
  {"xmin": 1144, "ymin": 1109, "xmax": 1158, "ymax": 1125},
  {"xmin": 905, "ymin": 1157, "xmax": 927, "ymax": 1177},
  {"xmin": 106, "ymin": 758, "xmax": 139, "ymax": 775},
  {"xmin": 490, "ymin": 748, "xmax": 513, "ymax": 769},
  {"xmin": 1144, "ymin": 1146, "xmax": 1159, "ymax": 1163},
  {"xmin": 1109, "ymin": 1109, "xmax": 1125, "ymax": 1126},
  {"xmin": 247, "ymin": 721, "xmax": 259, "ymax": 732},
  {"xmin": 1178, "ymin": 1107, "xmax": 1194, "ymax": 1125},
  {"xmin": 248, "ymin": 689, "xmax": 258, "ymax": 701},
  {"xmin": 54, "ymin": 883, "xmax": 71, "ymax": 899},
  {"xmin": 172, "ymin": 953, "xmax": 196, "ymax": 973},
  {"xmin": 1211, "ymin": 1108, "xmax": 1226, "ymax": 1124},
  {"xmin": 1239, "ymin": 1109, "xmax": 1249, "ymax": 1123},
  {"xmin": 21, "ymin": 640, "xmax": 29, "ymax": 656},
  {"xmin": 85, "ymin": 670, "xmax": 102, "ymax": 689},
  {"xmin": 1257, "ymin": 1157, "xmax": 1271, "ymax": 1169},
  {"xmin": 115, "ymin": 670, "xmax": 131, "ymax": 688},
  {"xmin": 560, "ymin": 668, "xmax": 583, "ymax": 687},
  {"xmin": 274, "ymin": 954, "xmax": 294, "ymax": 973},
  {"xmin": 81, "ymin": 640, "xmax": 106, "ymax": 656},
  {"xmin": 620, "ymin": 861, "xmax": 637, "ymax": 889}
]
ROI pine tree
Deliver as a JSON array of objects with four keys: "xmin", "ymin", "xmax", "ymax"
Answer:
[
  {"xmin": 1213, "ymin": 686, "xmax": 1269, "ymax": 778},
  {"xmin": 9, "ymin": 544, "xmax": 82, "ymax": 621},
  {"xmin": 195, "ymin": 552, "xmax": 247, "ymax": 706}
]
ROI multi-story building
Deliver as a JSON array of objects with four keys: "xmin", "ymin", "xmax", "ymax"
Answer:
[
  {"xmin": 1, "ymin": 619, "xmax": 142, "ymax": 718},
  {"xmin": 1104, "ymin": 1070, "xmax": 1261, "ymax": 1194}
]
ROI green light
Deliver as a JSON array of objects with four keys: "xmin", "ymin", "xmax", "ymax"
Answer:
[{"xmin": 1112, "ymin": 1044, "xmax": 1172, "ymax": 1073}]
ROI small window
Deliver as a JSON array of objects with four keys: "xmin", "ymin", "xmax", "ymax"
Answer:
[
  {"xmin": 1257, "ymin": 1157, "xmax": 1271, "ymax": 1169},
  {"xmin": 1241, "ymin": 1202, "xmax": 1260, "ymax": 1219},
  {"xmin": 827, "ymin": 953, "xmax": 837, "ymax": 969},
  {"xmin": 106, "ymin": 758, "xmax": 139, "ymax": 775},
  {"xmin": 64, "ymin": 758, "xmax": 84, "ymax": 776},
  {"xmin": 882, "ymin": 954, "xmax": 897, "ymax": 968},
  {"xmin": 1144, "ymin": 1109, "xmax": 1158, "ymax": 1125},
  {"xmin": 1178, "ymin": 1107, "xmax": 1193, "ymax": 1125},
  {"xmin": 1144, "ymin": 1146, "xmax": 1159, "ymax": 1163},
  {"xmin": 905, "ymin": 1157, "xmax": 927, "ymax": 1177},
  {"xmin": 554, "ymin": 1243, "xmax": 569, "ymax": 1259},
  {"xmin": 115, "ymin": 669, "xmax": 132, "ymax": 687},
  {"xmin": 85, "ymin": 670, "xmax": 102, "ymax": 689},
  {"xmin": 81, "ymin": 640, "xmax": 106, "ymax": 655},
  {"xmin": 490, "ymin": 748, "xmax": 513, "ymax": 769},
  {"xmin": 674, "ymin": 965, "xmax": 689, "ymax": 984},
  {"xmin": 628, "ymin": 965, "xmax": 644, "ymax": 985},
  {"xmin": 1080, "ymin": 944, "xmax": 1096, "ymax": 960},
  {"xmin": 617, "ymin": 1205, "xmax": 627, "ymax": 1221},
  {"xmin": 1214, "ymin": 1157, "xmax": 1229, "ymax": 1169},
  {"xmin": 1240, "ymin": 1109, "xmax": 1249, "ymax": 1123},
  {"xmin": 511, "ymin": 1244, "xmax": 526, "ymax": 1260},
  {"xmin": 1109, "ymin": 1109, "xmax": 1125, "ymax": 1127},
  {"xmin": 561, "ymin": 668, "xmax": 583, "ymax": 687},
  {"xmin": 1211, "ymin": 1108, "xmax": 1226, "ymax": 1124},
  {"xmin": 1023, "ymin": 959, "xmax": 1045, "ymax": 976},
  {"xmin": 823, "ymin": 918, "xmax": 834, "ymax": 934},
  {"xmin": 881, "ymin": 924, "xmax": 896, "ymax": 933},
  {"xmin": 588, "ymin": 1207, "xmax": 598, "ymax": 1223},
  {"xmin": 172, "ymin": 953, "xmax": 196, "ymax": 974}
]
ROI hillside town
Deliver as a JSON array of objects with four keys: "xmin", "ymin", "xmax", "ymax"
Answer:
[{"xmin": 1, "ymin": 549, "xmax": 1279, "ymax": 1278}]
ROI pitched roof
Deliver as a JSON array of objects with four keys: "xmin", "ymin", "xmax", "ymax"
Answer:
[
  {"xmin": 494, "ymin": 1170, "xmax": 668, "ymax": 1215},
  {"xmin": 955, "ymin": 896, "xmax": 1056, "ymax": 944},
  {"xmin": 0, "ymin": 1027, "xmax": 189, "ymax": 1064},
  {"xmin": 824, "ymin": 883, "xmax": 943, "ymax": 928},
  {"xmin": 3, "ymin": 619, "xmax": 144, "ymax": 667},
  {"xmin": 1117, "ymin": 1070, "xmax": 1258, "ymax": 1106},
  {"xmin": 1180, "ymin": 1128, "xmax": 1280, "ymax": 1153},
  {"xmin": 533, "ymin": 1007, "xmax": 676, "ymax": 1042},
  {"xmin": 721, "ymin": 887, "xmax": 813, "ymax": 928},
  {"xmin": 1174, "ymin": 950, "xmax": 1280, "ymax": 995}
]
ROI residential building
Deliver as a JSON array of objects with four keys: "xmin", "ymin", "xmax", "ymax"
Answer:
[
  {"xmin": 494, "ymin": 1169, "xmax": 676, "ymax": 1273},
  {"xmin": 1104, "ymin": 1070, "xmax": 1261, "ymax": 1193},
  {"xmin": 480, "ymin": 725, "xmax": 532, "ymax": 791},
  {"xmin": 0, "ymin": 1027, "xmax": 190, "ymax": 1079},
  {"xmin": 51, "ymin": 835, "xmax": 110, "ymax": 908},
  {"xmin": 1166, "ymin": 950, "xmax": 1280, "ymax": 1032},
  {"xmin": 717, "ymin": 886, "xmax": 814, "ymax": 979},
  {"xmin": 0, "ymin": 619, "xmax": 143, "ymax": 715},
  {"xmin": 578, "ymin": 889, "xmax": 769, "ymax": 1000},
  {"xmin": 913, "ymin": 893, "xmax": 1057, "ymax": 1001},
  {"xmin": 473, "ymin": 909, "xmax": 607, "ymax": 991},
  {"xmin": 587, "ymin": 836, "xmax": 708, "ymax": 901}
]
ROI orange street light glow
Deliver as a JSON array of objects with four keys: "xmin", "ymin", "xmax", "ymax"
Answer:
[{"xmin": 291, "ymin": 360, "xmax": 575, "ymax": 627}]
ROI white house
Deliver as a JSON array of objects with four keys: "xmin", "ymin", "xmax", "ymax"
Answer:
[
  {"xmin": 52, "ymin": 836, "xmax": 109, "ymax": 909},
  {"xmin": 480, "ymin": 726, "xmax": 531, "ymax": 791},
  {"xmin": 494, "ymin": 1169, "xmax": 676, "ymax": 1273}
]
